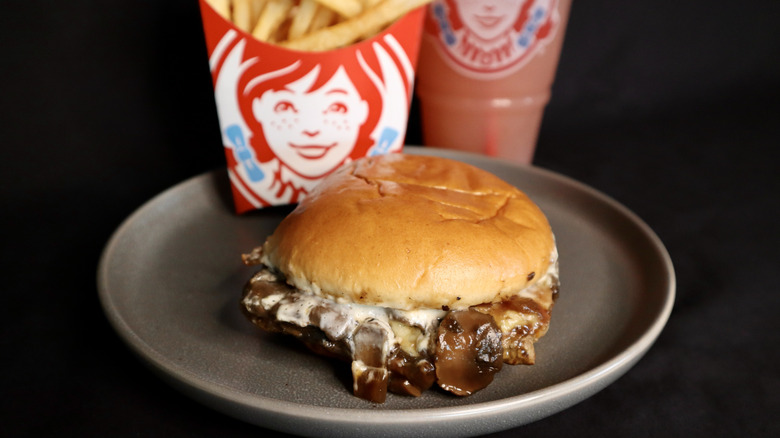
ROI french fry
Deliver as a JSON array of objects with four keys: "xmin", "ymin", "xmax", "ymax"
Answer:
[
  {"xmin": 357, "ymin": 0, "xmax": 386, "ymax": 39},
  {"xmin": 312, "ymin": 0, "xmax": 363, "ymax": 19},
  {"xmin": 231, "ymin": 0, "xmax": 253, "ymax": 33},
  {"xmin": 288, "ymin": 0, "xmax": 320, "ymax": 40},
  {"xmin": 206, "ymin": 0, "xmax": 231, "ymax": 21},
  {"xmin": 308, "ymin": 4, "xmax": 337, "ymax": 33},
  {"xmin": 280, "ymin": 0, "xmax": 431, "ymax": 51},
  {"xmin": 269, "ymin": 13, "xmax": 294, "ymax": 43},
  {"xmin": 250, "ymin": 0, "xmax": 268, "ymax": 24},
  {"xmin": 205, "ymin": 0, "xmax": 430, "ymax": 51},
  {"xmin": 251, "ymin": 0, "xmax": 295, "ymax": 42}
]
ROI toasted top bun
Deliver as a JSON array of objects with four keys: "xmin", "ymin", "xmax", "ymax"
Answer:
[{"xmin": 261, "ymin": 153, "xmax": 556, "ymax": 311}]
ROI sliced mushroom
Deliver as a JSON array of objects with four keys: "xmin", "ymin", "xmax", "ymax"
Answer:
[
  {"xmin": 386, "ymin": 347, "xmax": 436, "ymax": 397},
  {"xmin": 435, "ymin": 309, "xmax": 503, "ymax": 396},
  {"xmin": 351, "ymin": 319, "xmax": 392, "ymax": 403}
]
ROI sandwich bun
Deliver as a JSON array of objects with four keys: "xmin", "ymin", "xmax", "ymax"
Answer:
[{"xmin": 261, "ymin": 153, "xmax": 556, "ymax": 311}]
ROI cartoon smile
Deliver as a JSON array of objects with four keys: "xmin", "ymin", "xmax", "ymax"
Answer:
[
  {"xmin": 289, "ymin": 142, "xmax": 338, "ymax": 160},
  {"xmin": 474, "ymin": 15, "xmax": 502, "ymax": 28}
]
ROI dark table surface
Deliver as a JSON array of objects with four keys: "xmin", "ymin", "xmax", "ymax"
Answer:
[{"xmin": 2, "ymin": 0, "xmax": 778, "ymax": 436}]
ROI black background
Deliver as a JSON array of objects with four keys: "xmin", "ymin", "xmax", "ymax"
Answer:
[{"xmin": 2, "ymin": 0, "xmax": 779, "ymax": 436}]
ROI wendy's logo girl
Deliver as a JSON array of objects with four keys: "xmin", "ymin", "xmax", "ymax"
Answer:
[
  {"xmin": 208, "ymin": 23, "xmax": 418, "ymax": 211},
  {"xmin": 252, "ymin": 64, "xmax": 369, "ymax": 178},
  {"xmin": 427, "ymin": 0, "xmax": 559, "ymax": 78}
]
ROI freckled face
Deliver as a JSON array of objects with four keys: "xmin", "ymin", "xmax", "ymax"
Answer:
[
  {"xmin": 457, "ymin": 0, "xmax": 524, "ymax": 41},
  {"xmin": 253, "ymin": 66, "xmax": 369, "ymax": 177}
]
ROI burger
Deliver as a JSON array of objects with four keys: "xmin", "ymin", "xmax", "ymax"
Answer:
[{"xmin": 240, "ymin": 153, "xmax": 559, "ymax": 403}]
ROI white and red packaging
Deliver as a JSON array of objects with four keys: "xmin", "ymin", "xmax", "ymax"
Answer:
[{"xmin": 199, "ymin": 1, "xmax": 425, "ymax": 212}]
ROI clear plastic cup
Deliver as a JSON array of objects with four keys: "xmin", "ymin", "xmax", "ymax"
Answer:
[{"xmin": 416, "ymin": 0, "xmax": 572, "ymax": 164}]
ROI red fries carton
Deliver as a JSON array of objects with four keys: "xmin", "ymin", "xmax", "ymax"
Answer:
[{"xmin": 198, "ymin": 0, "xmax": 425, "ymax": 212}]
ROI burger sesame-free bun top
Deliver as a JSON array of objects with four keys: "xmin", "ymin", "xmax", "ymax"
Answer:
[{"xmin": 261, "ymin": 153, "xmax": 556, "ymax": 311}]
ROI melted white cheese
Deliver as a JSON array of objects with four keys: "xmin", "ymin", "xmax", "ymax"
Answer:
[{"xmin": 260, "ymin": 246, "xmax": 558, "ymax": 359}]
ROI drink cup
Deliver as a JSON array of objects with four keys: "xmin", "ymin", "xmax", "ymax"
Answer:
[
  {"xmin": 198, "ymin": 0, "xmax": 425, "ymax": 212},
  {"xmin": 415, "ymin": 0, "xmax": 572, "ymax": 164}
]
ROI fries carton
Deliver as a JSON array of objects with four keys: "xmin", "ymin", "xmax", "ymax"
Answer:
[{"xmin": 198, "ymin": 0, "xmax": 426, "ymax": 212}]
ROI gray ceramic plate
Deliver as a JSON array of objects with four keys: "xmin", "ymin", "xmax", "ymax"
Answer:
[{"xmin": 98, "ymin": 147, "xmax": 674, "ymax": 438}]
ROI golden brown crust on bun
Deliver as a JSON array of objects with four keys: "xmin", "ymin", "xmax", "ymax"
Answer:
[{"xmin": 261, "ymin": 153, "xmax": 555, "ymax": 311}]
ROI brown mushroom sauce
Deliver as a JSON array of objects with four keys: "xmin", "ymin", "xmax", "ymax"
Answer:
[{"xmin": 241, "ymin": 266, "xmax": 558, "ymax": 403}]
